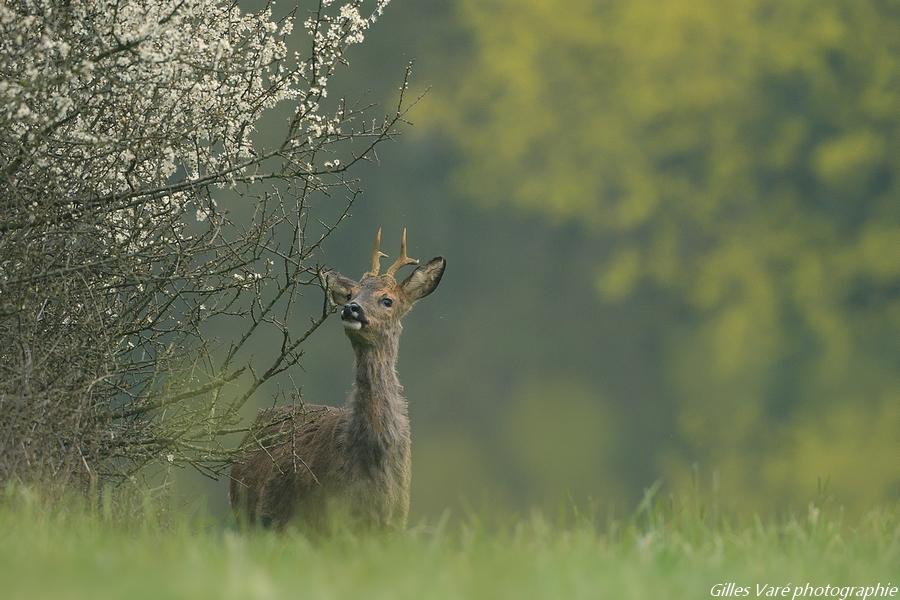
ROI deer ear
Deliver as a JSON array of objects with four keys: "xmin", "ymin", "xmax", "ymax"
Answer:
[
  {"xmin": 400, "ymin": 257, "xmax": 446, "ymax": 302},
  {"xmin": 324, "ymin": 271, "xmax": 357, "ymax": 305}
]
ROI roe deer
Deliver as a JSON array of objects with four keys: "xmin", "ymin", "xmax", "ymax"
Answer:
[{"xmin": 229, "ymin": 228, "xmax": 446, "ymax": 530}]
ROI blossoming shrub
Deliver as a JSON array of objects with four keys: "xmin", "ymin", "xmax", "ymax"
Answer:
[{"xmin": 0, "ymin": 0, "xmax": 403, "ymax": 485}]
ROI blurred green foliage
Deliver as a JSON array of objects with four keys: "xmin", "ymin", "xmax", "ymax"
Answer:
[
  {"xmin": 228, "ymin": 0, "xmax": 899, "ymax": 519},
  {"xmin": 406, "ymin": 0, "xmax": 900, "ymax": 511}
]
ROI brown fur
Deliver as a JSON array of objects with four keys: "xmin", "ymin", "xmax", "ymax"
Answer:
[{"xmin": 229, "ymin": 248, "xmax": 445, "ymax": 531}]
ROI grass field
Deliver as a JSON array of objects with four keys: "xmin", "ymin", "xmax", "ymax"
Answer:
[{"xmin": 0, "ymin": 487, "xmax": 896, "ymax": 600}]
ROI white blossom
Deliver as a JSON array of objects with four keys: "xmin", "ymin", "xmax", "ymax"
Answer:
[{"xmin": 1, "ymin": 0, "xmax": 392, "ymax": 250}]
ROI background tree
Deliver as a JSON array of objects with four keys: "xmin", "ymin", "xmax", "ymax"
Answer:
[
  {"xmin": 0, "ymin": 0, "xmax": 411, "ymax": 485},
  {"xmin": 413, "ymin": 0, "xmax": 900, "ymax": 509}
]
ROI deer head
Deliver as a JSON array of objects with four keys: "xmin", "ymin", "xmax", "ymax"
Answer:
[{"xmin": 325, "ymin": 228, "xmax": 446, "ymax": 345}]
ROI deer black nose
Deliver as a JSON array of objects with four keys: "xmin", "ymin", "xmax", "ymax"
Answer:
[{"xmin": 341, "ymin": 302, "xmax": 363, "ymax": 321}]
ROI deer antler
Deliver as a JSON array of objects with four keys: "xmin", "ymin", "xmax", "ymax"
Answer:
[
  {"xmin": 385, "ymin": 227, "xmax": 419, "ymax": 278},
  {"xmin": 363, "ymin": 227, "xmax": 389, "ymax": 277}
]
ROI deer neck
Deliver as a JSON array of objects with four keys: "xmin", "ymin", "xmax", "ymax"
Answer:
[{"xmin": 346, "ymin": 329, "xmax": 409, "ymax": 458}]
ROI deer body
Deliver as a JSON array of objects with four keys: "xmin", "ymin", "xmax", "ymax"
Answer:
[{"xmin": 230, "ymin": 229, "xmax": 444, "ymax": 530}]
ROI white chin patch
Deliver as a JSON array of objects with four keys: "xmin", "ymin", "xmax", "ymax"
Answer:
[{"xmin": 343, "ymin": 321, "xmax": 362, "ymax": 331}]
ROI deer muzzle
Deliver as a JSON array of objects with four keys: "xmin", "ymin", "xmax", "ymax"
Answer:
[{"xmin": 341, "ymin": 302, "xmax": 367, "ymax": 329}]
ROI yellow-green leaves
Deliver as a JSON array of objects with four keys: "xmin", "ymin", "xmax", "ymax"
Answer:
[{"xmin": 423, "ymin": 0, "xmax": 900, "ymax": 510}]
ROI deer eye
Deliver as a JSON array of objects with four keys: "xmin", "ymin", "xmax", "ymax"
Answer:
[
  {"xmin": 345, "ymin": 293, "xmax": 352, "ymax": 302},
  {"xmin": 380, "ymin": 297, "xmax": 393, "ymax": 308}
]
